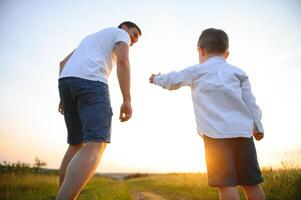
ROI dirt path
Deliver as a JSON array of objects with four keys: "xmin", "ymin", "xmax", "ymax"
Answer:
[{"xmin": 135, "ymin": 191, "xmax": 167, "ymax": 200}]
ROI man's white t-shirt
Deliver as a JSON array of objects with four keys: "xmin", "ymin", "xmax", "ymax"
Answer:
[{"xmin": 59, "ymin": 27, "xmax": 131, "ymax": 84}]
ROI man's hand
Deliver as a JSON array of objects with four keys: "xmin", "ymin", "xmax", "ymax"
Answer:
[
  {"xmin": 149, "ymin": 73, "xmax": 161, "ymax": 84},
  {"xmin": 253, "ymin": 130, "xmax": 264, "ymax": 141},
  {"xmin": 119, "ymin": 101, "xmax": 132, "ymax": 122},
  {"xmin": 58, "ymin": 101, "xmax": 64, "ymax": 115}
]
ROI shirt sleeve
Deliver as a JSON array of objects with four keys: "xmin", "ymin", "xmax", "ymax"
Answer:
[
  {"xmin": 241, "ymin": 75, "xmax": 264, "ymax": 133},
  {"xmin": 153, "ymin": 66, "xmax": 196, "ymax": 90},
  {"xmin": 115, "ymin": 29, "xmax": 131, "ymax": 46}
]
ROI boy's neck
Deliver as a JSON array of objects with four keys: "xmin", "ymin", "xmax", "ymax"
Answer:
[
  {"xmin": 199, "ymin": 50, "xmax": 229, "ymax": 64},
  {"xmin": 200, "ymin": 53, "xmax": 225, "ymax": 64},
  {"xmin": 206, "ymin": 53, "xmax": 224, "ymax": 60}
]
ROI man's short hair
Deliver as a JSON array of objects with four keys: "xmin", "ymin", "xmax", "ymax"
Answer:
[
  {"xmin": 118, "ymin": 21, "xmax": 142, "ymax": 36},
  {"xmin": 198, "ymin": 28, "xmax": 229, "ymax": 54}
]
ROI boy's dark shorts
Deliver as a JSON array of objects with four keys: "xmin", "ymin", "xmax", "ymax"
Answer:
[
  {"xmin": 58, "ymin": 77, "xmax": 112, "ymax": 144},
  {"xmin": 203, "ymin": 135, "xmax": 263, "ymax": 187}
]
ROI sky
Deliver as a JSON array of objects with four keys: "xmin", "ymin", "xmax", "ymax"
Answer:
[{"xmin": 0, "ymin": 0, "xmax": 301, "ymax": 173}]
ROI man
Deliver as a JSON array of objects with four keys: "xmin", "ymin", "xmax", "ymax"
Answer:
[{"xmin": 56, "ymin": 21, "xmax": 141, "ymax": 200}]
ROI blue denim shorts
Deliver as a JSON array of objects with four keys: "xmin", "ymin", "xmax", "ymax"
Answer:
[
  {"xmin": 58, "ymin": 77, "xmax": 112, "ymax": 144},
  {"xmin": 203, "ymin": 135, "xmax": 263, "ymax": 187}
]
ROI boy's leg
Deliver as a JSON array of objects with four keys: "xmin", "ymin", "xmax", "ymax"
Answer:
[
  {"xmin": 56, "ymin": 142, "xmax": 106, "ymax": 200},
  {"xmin": 218, "ymin": 186, "xmax": 240, "ymax": 200},
  {"xmin": 242, "ymin": 184, "xmax": 265, "ymax": 200},
  {"xmin": 59, "ymin": 143, "xmax": 84, "ymax": 186},
  {"xmin": 235, "ymin": 137, "xmax": 264, "ymax": 200}
]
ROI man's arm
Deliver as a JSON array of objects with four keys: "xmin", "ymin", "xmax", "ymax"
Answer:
[
  {"xmin": 58, "ymin": 50, "xmax": 74, "ymax": 115},
  {"xmin": 59, "ymin": 50, "xmax": 74, "ymax": 74},
  {"xmin": 113, "ymin": 41, "xmax": 132, "ymax": 122}
]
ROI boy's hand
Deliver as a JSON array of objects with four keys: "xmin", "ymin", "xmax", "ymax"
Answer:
[
  {"xmin": 119, "ymin": 101, "xmax": 132, "ymax": 122},
  {"xmin": 149, "ymin": 73, "xmax": 161, "ymax": 84},
  {"xmin": 253, "ymin": 130, "xmax": 264, "ymax": 141},
  {"xmin": 58, "ymin": 101, "xmax": 64, "ymax": 115}
]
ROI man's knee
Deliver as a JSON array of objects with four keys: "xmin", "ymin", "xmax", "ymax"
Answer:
[
  {"xmin": 84, "ymin": 142, "xmax": 107, "ymax": 154},
  {"xmin": 69, "ymin": 143, "xmax": 84, "ymax": 149}
]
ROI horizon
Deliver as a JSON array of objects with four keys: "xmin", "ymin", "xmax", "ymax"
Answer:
[
  {"xmin": 2, "ymin": 153, "xmax": 300, "ymax": 174},
  {"xmin": 1, "ymin": 147, "xmax": 300, "ymax": 173}
]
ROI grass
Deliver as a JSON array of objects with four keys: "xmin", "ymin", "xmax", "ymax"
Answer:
[
  {"xmin": 0, "ymin": 173, "xmax": 58, "ymax": 200},
  {"xmin": 262, "ymin": 168, "xmax": 301, "ymax": 200},
  {"xmin": 127, "ymin": 173, "xmax": 219, "ymax": 200},
  {"xmin": 0, "ymin": 173, "xmax": 134, "ymax": 200},
  {"xmin": 77, "ymin": 175, "xmax": 134, "ymax": 200},
  {"xmin": 126, "ymin": 173, "xmax": 251, "ymax": 200},
  {"xmin": 0, "ymin": 167, "xmax": 301, "ymax": 200}
]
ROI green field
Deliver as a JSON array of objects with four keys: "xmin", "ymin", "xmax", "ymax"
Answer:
[{"xmin": 0, "ymin": 168, "xmax": 301, "ymax": 200}]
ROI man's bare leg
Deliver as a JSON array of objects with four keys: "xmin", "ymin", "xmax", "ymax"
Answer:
[
  {"xmin": 56, "ymin": 142, "xmax": 107, "ymax": 200},
  {"xmin": 59, "ymin": 143, "xmax": 84, "ymax": 187}
]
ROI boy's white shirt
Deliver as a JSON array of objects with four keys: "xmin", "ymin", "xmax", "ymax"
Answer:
[
  {"xmin": 59, "ymin": 27, "xmax": 131, "ymax": 84},
  {"xmin": 154, "ymin": 56, "xmax": 264, "ymax": 139}
]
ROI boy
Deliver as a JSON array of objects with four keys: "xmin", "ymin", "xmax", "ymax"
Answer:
[{"xmin": 149, "ymin": 28, "xmax": 265, "ymax": 200}]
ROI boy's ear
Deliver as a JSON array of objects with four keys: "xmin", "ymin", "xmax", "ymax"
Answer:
[
  {"xmin": 121, "ymin": 24, "xmax": 128, "ymax": 30},
  {"xmin": 224, "ymin": 51, "xmax": 229, "ymax": 59},
  {"xmin": 200, "ymin": 47, "xmax": 206, "ymax": 57}
]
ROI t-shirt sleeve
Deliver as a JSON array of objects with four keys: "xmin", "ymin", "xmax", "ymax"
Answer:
[{"xmin": 114, "ymin": 29, "xmax": 131, "ymax": 46}]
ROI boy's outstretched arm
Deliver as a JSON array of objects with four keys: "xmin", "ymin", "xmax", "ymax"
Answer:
[
  {"xmin": 149, "ymin": 66, "xmax": 196, "ymax": 90},
  {"xmin": 241, "ymin": 76, "xmax": 264, "ymax": 141}
]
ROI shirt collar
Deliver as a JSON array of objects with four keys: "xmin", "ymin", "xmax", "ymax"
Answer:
[{"xmin": 206, "ymin": 56, "xmax": 225, "ymax": 63}]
